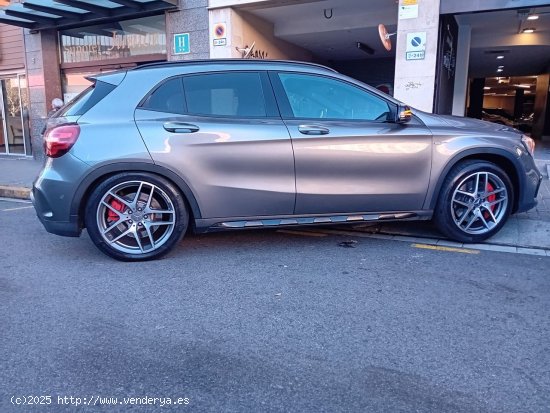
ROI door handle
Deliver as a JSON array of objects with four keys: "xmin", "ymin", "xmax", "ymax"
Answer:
[
  {"xmin": 163, "ymin": 122, "xmax": 200, "ymax": 133},
  {"xmin": 298, "ymin": 125, "xmax": 330, "ymax": 135}
]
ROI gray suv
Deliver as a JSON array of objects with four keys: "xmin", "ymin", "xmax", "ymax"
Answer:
[{"xmin": 32, "ymin": 60, "xmax": 542, "ymax": 261}]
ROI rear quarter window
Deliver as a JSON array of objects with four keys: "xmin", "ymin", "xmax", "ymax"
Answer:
[{"xmin": 56, "ymin": 80, "xmax": 116, "ymax": 117}]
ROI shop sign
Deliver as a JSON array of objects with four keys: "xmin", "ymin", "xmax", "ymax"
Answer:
[
  {"xmin": 174, "ymin": 33, "xmax": 190, "ymax": 55},
  {"xmin": 405, "ymin": 32, "xmax": 426, "ymax": 60}
]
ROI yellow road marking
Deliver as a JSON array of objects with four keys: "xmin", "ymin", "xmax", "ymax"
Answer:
[
  {"xmin": 277, "ymin": 230, "xmax": 327, "ymax": 237},
  {"xmin": 412, "ymin": 243, "xmax": 480, "ymax": 254}
]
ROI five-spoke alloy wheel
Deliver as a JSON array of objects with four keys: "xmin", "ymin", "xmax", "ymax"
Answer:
[
  {"xmin": 435, "ymin": 161, "xmax": 513, "ymax": 243},
  {"xmin": 85, "ymin": 173, "xmax": 188, "ymax": 261}
]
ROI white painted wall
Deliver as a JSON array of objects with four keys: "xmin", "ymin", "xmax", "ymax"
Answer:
[
  {"xmin": 209, "ymin": 7, "xmax": 313, "ymax": 60},
  {"xmin": 452, "ymin": 24, "xmax": 471, "ymax": 116}
]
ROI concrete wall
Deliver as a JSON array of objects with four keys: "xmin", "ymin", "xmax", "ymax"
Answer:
[
  {"xmin": 166, "ymin": 0, "xmax": 210, "ymax": 60},
  {"xmin": 209, "ymin": 8, "xmax": 312, "ymax": 60}
]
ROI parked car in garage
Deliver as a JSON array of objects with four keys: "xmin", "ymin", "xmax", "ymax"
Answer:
[{"xmin": 33, "ymin": 60, "xmax": 542, "ymax": 260}]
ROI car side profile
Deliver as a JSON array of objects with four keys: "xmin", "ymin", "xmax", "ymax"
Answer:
[{"xmin": 32, "ymin": 60, "xmax": 542, "ymax": 261}]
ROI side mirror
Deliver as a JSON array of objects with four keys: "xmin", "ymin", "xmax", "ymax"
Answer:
[{"xmin": 396, "ymin": 105, "xmax": 412, "ymax": 123}]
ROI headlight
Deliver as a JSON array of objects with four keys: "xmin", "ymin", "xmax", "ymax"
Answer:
[{"xmin": 521, "ymin": 135, "xmax": 535, "ymax": 157}]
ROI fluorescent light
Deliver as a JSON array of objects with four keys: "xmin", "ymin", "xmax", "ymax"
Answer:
[
  {"xmin": 527, "ymin": 15, "xmax": 539, "ymax": 20},
  {"xmin": 522, "ymin": 28, "xmax": 535, "ymax": 33},
  {"xmin": 498, "ymin": 65, "xmax": 504, "ymax": 69},
  {"xmin": 517, "ymin": 84, "xmax": 532, "ymax": 88},
  {"xmin": 497, "ymin": 68, "xmax": 504, "ymax": 72},
  {"xmin": 484, "ymin": 87, "xmax": 491, "ymax": 90},
  {"xmin": 496, "ymin": 55, "xmax": 505, "ymax": 59}
]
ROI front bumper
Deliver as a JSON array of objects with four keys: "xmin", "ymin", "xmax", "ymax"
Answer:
[{"xmin": 515, "ymin": 151, "xmax": 543, "ymax": 213}]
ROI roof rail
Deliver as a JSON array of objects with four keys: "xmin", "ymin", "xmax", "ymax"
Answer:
[{"xmin": 133, "ymin": 59, "xmax": 338, "ymax": 73}]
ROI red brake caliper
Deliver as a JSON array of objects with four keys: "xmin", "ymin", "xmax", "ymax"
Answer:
[
  {"xmin": 107, "ymin": 199, "xmax": 126, "ymax": 221},
  {"xmin": 484, "ymin": 182, "xmax": 496, "ymax": 219}
]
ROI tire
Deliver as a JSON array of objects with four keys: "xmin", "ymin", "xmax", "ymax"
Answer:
[
  {"xmin": 85, "ymin": 172, "xmax": 189, "ymax": 261},
  {"xmin": 434, "ymin": 160, "xmax": 513, "ymax": 243}
]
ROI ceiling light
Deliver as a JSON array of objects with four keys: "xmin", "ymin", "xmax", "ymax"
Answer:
[
  {"xmin": 498, "ymin": 65, "xmax": 504, "ymax": 69},
  {"xmin": 527, "ymin": 15, "xmax": 539, "ymax": 20},
  {"xmin": 484, "ymin": 87, "xmax": 491, "ymax": 90},
  {"xmin": 497, "ymin": 55, "xmax": 504, "ymax": 59},
  {"xmin": 517, "ymin": 84, "xmax": 532, "ymax": 88},
  {"xmin": 497, "ymin": 68, "xmax": 504, "ymax": 73},
  {"xmin": 522, "ymin": 28, "xmax": 535, "ymax": 33}
]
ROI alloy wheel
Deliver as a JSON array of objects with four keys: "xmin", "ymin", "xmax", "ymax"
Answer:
[
  {"xmin": 96, "ymin": 181, "xmax": 176, "ymax": 254},
  {"xmin": 451, "ymin": 171, "xmax": 508, "ymax": 235}
]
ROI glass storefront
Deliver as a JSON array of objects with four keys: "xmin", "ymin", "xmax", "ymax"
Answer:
[
  {"xmin": 59, "ymin": 15, "xmax": 167, "ymax": 65},
  {"xmin": 0, "ymin": 75, "xmax": 30, "ymax": 156},
  {"xmin": 59, "ymin": 14, "xmax": 167, "ymax": 104}
]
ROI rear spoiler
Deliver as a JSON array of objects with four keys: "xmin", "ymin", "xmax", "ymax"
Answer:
[{"xmin": 85, "ymin": 70, "xmax": 127, "ymax": 86}]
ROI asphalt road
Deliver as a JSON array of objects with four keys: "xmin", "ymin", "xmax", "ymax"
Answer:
[{"xmin": 0, "ymin": 199, "xmax": 549, "ymax": 413}]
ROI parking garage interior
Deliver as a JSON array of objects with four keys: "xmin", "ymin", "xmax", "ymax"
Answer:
[
  {"xmin": 222, "ymin": 0, "xmax": 549, "ymax": 141},
  {"xmin": 456, "ymin": 5, "xmax": 550, "ymax": 140}
]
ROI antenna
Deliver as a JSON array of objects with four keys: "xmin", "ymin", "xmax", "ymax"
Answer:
[{"xmin": 378, "ymin": 24, "xmax": 396, "ymax": 51}]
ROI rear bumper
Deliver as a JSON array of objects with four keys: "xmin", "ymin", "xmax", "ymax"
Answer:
[
  {"xmin": 31, "ymin": 188, "xmax": 81, "ymax": 237},
  {"xmin": 31, "ymin": 154, "xmax": 88, "ymax": 237}
]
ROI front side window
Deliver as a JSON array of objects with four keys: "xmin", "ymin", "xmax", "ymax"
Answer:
[
  {"xmin": 183, "ymin": 72, "xmax": 267, "ymax": 117},
  {"xmin": 278, "ymin": 73, "xmax": 391, "ymax": 121}
]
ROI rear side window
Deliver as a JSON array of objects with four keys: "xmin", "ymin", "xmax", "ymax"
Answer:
[
  {"xmin": 183, "ymin": 72, "xmax": 267, "ymax": 117},
  {"xmin": 57, "ymin": 80, "xmax": 116, "ymax": 117},
  {"xmin": 140, "ymin": 77, "xmax": 186, "ymax": 114}
]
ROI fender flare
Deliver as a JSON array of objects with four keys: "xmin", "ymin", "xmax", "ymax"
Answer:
[
  {"xmin": 427, "ymin": 147, "xmax": 523, "ymax": 210},
  {"xmin": 70, "ymin": 162, "xmax": 202, "ymax": 222}
]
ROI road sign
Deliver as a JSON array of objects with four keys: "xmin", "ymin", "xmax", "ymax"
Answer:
[
  {"xmin": 405, "ymin": 31, "xmax": 426, "ymax": 60},
  {"xmin": 173, "ymin": 33, "xmax": 190, "ymax": 55}
]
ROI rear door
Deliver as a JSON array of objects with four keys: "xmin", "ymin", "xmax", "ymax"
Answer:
[
  {"xmin": 135, "ymin": 71, "xmax": 295, "ymax": 219},
  {"xmin": 270, "ymin": 71, "xmax": 433, "ymax": 215}
]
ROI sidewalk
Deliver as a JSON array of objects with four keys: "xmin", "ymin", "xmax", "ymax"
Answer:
[
  {"xmin": 0, "ymin": 155, "xmax": 42, "ymax": 199},
  {"xmin": 0, "ymin": 147, "xmax": 549, "ymax": 250}
]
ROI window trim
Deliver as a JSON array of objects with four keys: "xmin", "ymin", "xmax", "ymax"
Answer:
[{"xmin": 268, "ymin": 71, "xmax": 397, "ymax": 123}]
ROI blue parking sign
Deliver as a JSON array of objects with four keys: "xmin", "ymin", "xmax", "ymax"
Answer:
[{"xmin": 174, "ymin": 33, "xmax": 190, "ymax": 55}]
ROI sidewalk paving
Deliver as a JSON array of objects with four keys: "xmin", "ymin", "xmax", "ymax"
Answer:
[{"xmin": 1, "ymin": 147, "xmax": 549, "ymax": 250}]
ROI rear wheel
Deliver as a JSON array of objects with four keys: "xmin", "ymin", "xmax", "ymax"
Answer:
[
  {"xmin": 434, "ymin": 160, "xmax": 513, "ymax": 243},
  {"xmin": 85, "ymin": 173, "xmax": 188, "ymax": 261}
]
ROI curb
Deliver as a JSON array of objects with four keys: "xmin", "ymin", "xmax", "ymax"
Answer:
[{"xmin": 0, "ymin": 185, "xmax": 31, "ymax": 200}]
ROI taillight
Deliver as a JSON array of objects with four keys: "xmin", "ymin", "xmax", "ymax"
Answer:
[{"xmin": 44, "ymin": 124, "xmax": 80, "ymax": 158}]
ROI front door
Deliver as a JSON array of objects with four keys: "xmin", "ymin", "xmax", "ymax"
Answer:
[{"xmin": 271, "ymin": 72, "xmax": 433, "ymax": 215}]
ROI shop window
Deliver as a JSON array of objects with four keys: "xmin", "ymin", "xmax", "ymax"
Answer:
[{"xmin": 183, "ymin": 72, "xmax": 267, "ymax": 118}]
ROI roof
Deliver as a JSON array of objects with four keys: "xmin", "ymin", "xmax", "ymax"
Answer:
[
  {"xmin": 0, "ymin": 0, "xmax": 177, "ymax": 31},
  {"xmin": 133, "ymin": 59, "xmax": 339, "ymax": 73}
]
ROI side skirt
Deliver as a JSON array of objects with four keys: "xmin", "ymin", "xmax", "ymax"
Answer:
[{"xmin": 194, "ymin": 210, "xmax": 433, "ymax": 233}]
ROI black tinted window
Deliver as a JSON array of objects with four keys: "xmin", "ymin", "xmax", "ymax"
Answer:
[
  {"xmin": 183, "ymin": 72, "xmax": 267, "ymax": 117},
  {"xmin": 278, "ymin": 73, "xmax": 391, "ymax": 121},
  {"xmin": 57, "ymin": 81, "xmax": 115, "ymax": 117},
  {"xmin": 141, "ymin": 77, "xmax": 186, "ymax": 114}
]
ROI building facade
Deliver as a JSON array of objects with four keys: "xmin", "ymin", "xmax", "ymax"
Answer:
[{"xmin": 0, "ymin": 0, "xmax": 549, "ymax": 158}]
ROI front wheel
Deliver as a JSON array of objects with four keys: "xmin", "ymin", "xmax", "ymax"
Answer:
[
  {"xmin": 434, "ymin": 160, "xmax": 513, "ymax": 243},
  {"xmin": 85, "ymin": 172, "xmax": 189, "ymax": 261}
]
